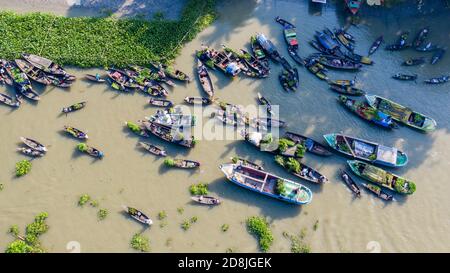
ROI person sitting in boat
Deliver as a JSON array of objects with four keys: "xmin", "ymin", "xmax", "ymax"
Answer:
[
  {"xmin": 95, "ymin": 73, "xmax": 101, "ymax": 81},
  {"xmin": 301, "ymin": 167, "xmax": 308, "ymax": 177}
]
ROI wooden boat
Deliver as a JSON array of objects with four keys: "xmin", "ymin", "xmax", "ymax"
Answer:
[
  {"xmin": 164, "ymin": 158, "xmax": 200, "ymax": 169},
  {"xmin": 323, "ymin": 133, "xmax": 408, "ymax": 167},
  {"xmin": 122, "ymin": 205, "xmax": 152, "ymax": 225},
  {"xmin": 191, "ymin": 195, "xmax": 221, "ymax": 205},
  {"xmin": 85, "ymin": 74, "xmax": 106, "ymax": 83},
  {"xmin": 197, "ymin": 60, "xmax": 214, "ymax": 97},
  {"xmin": 415, "ymin": 42, "xmax": 437, "ymax": 52},
  {"xmin": 340, "ymin": 170, "xmax": 361, "ymax": 197},
  {"xmin": 328, "ymin": 79, "xmax": 355, "ymax": 86},
  {"xmin": 62, "ymin": 101, "xmax": 86, "ymax": 114},
  {"xmin": 392, "ymin": 73, "xmax": 417, "ymax": 81},
  {"xmin": 209, "ymin": 49, "xmax": 241, "ymax": 77},
  {"xmin": 348, "ymin": 160, "xmax": 416, "ymax": 195},
  {"xmin": 316, "ymin": 54, "xmax": 361, "ymax": 70},
  {"xmin": 329, "ymin": 83, "xmax": 365, "ymax": 96},
  {"xmin": 256, "ymin": 33, "xmax": 282, "ymax": 62},
  {"xmin": 184, "ymin": 96, "xmax": 212, "ymax": 105},
  {"xmin": 219, "ymin": 163, "xmax": 313, "ymax": 205},
  {"xmin": 345, "ymin": 0, "xmax": 362, "ymax": 15},
  {"xmin": 129, "ymin": 64, "xmax": 175, "ymax": 87},
  {"xmin": 46, "ymin": 74, "xmax": 74, "ymax": 88},
  {"xmin": 63, "ymin": 126, "xmax": 88, "ymax": 139},
  {"xmin": 338, "ymin": 95, "xmax": 397, "ymax": 129},
  {"xmin": 0, "ymin": 61, "xmax": 13, "ymax": 86},
  {"xmin": 362, "ymin": 183, "xmax": 395, "ymax": 201},
  {"xmin": 424, "ymin": 75, "xmax": 449, "ymax": 84},
  {"xmin": 0, "ymin": 93, "xmax": 20, "ymax": 108},
  {"xmin": 125, "ymin": 121, "xmax": 151, "ymax": 138},
  {"xmin": 284, "ymin": 132, "xmax": 332, "ymax": 156},
  {"xmin": 402, "ymin": 57, "xmax": 425, "ymax": 66},
  {"xmin": 239, "ymin": 49, "xmax": 269, "ymax": 77},
  {"xmin": 14, "ymin": 59, "xmax": 51, "ymax": 85},
  {"xmin": 231, "ymin": 156, "xmax": 264, "ymax": 170},
  {"xmin": 142, "ymin": 121, "xmax": 196, "ymax": 148},
  {"xmin": 275, "ymin": 16, "xmax": 304, "ymax": 65},
  {"xmin": 257, "ymin": 92, "xmax": 273, "ymax": 115},
  {"xmin": 243, "ymin": 131, "xmax": 305, "ymax": 158},
  {"xmin": 142, "ymin": 81, "xmax": 169, "ymax": 97},
  {"xmin": 365, "ymin": 94, "xmax": 437, "ymax": 132},
  {"xmin": 148, "ymin": 98, "xmax": 173, "ymax": 108},
  {"xmin": 77, "ymin": 143, "xmax": 104, "ymax": 159},
  {"xmin": 138, "ymin": 142, "xmax": 167, "ymax": 156},
  {"xmin": 214, "ymin": 109, "xmax": 245, "ymax": 127},
  {"xmin": 20, "ymin": 137, "xmax": 47, "ymax": 153},
  {"xmin": 385, "ymin": 32, "xmax": 410, "ymax": 51},
  {"xmin": 21, "ymin": 53, "xmax": 70, "ymax": 76},
  {"xmin": 3, "ymin": 61, "xmax": 40, "ymax": 101},
  {"xmin": 431, "ymin": 48, "xmax": 445, "ymax": 65},
  {"xmin": 275, "ymin": 155, "xmax": 327, "ymax": 184},
  {"xmin": 150, "ymin": 62, "xmax": 190, "ymax": 82},
  {"xmin": 344, "ymin": 52, "xmax": 373, "ymax": 65},
  {"xmin": 147, "ymin": 110, "xmax": 196, "ymax": 128},
  {"xmin": 413, "ymin": 27, "xmax": 429, "ymax": 48},
  {"xmin": 16, "ymin": 147, "xmax": 45, "ymax": 157},
  {"xmin": 196, "ymin": 47, "xmax": 216, "ymax": 70},
  {"xmin": 249, "ymin": 117, "xmax": 286, "ymax": 128},
  {"xmin": 305, "ymin": 58, "xmax": 328, "ymax": 81},
  {"xmin": 250, "ymin": 36, "xmax": 269, "ymax": 67},
  {"xmin": 107, "ymin": 78, "xmax": 126, "ymax": 92},
  {"xmin": 107, "ymin": 68, "xmax": 139, "ymax": 89},
  {"xmin": 335, "ymin": 29, "xmax": 355, "ymax": 52},
  {"xmin": 315, "ymin": 31, "xmax": 339, "ymax": 51},
  {"xmin": 279, "ymin": 68, "xmax": 299, "ymax": 92}
]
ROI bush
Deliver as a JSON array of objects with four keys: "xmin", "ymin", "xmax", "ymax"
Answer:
[
  {"xmin": 130, "ymin": 233, "xmax": 150, "ymax": 252},
  {"xmin": 189, "ymin": 183, "xmax": 208, "ymax": 195},
  {"xmin": 5, "ymin": 240, "xmax": 34, "ymax": 253},
  {"xmin": 15, "ymin": 160, "xmax": 31, "ymax": 177},
  {"xmin": 246, "ymin": 216, "xmax": 274, "ymax": 252}
]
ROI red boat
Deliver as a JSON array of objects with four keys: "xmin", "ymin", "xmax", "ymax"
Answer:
[{"xmin": 345, "ymin": 0, "xmax": 362, "ymax": 15}]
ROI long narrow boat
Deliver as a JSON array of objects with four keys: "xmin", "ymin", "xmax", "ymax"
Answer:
[
  {"xmin": 284, "ymin": 132, "xmax": 332, "ymax": 156},
  {"xmin": 328, "ymin": 79, "xmax": 355, "ymax": 86},
  {"xmin": 402, "ymin": 57, "xmax": 425, "ymax": 66},
  {"xmin": 63, "ymin": 126, "xmax": 88, "ymax": 140},
  {"xmin": 348, "ymin": 160, "xmax": 416, "ymax": 195},
  {"xmin": 148, "ymin": 98, "xmax": 173, "ymax": 108},
  {"xmin": 362, "ymin": 183, "xmax": 395, "ymax": 201},
  {"xmin": 329, "ymin": 83, "xmax": 365, "ymax": 96},
  {"xmin": 430, "ymin": 48, "xmax": 445, "ymax": 65},
  {"xmin": 335, "ymin": 29, "xmax": 355, "ymax": 52},
  {"xmin": 369, "ymin": 36, "xmax": 384, "ymax": 55},
  {"xmin": 122, "ymin": 205, "xmax": 152, "ymax": 225},
  {"xmin": 305, "ymin": 59, "xmax": 328, "ymax": 80},
  {"xmin": 412, "ymin": 27, "xmax": 429, "ymax": 48},
  {"xmin": 340, "ymin": 170, "xmax": 361, "ymax": 197},
  {"xmin": 0, "ymin": 93, "xmax": 20, "ymax": 108},
  {"xmin": 0, "ymin": 61, "xmax": 13, "ymax": 86},
  {"xmin": 392, "ymin": 73, "xmax": 417, "ymax": 81},
  {"xmin": 191, "ymin": 195, "xmax": 221, "ymax": 205},
  {"xmin": 164, "ymin": 158, "xmax": 200, "ymax": 169},
  {"xmin": 240, "ymin": 49, "xmax": 269, "ymax": 77},
  {"xmin": 20, "ymin": 137, "xmax": 47, "ymax": 153},
  {"xmin": 275, "ymin": 16, "xmax": 304, "ymax": 65},
  {"xmin": 85, "ymin": 74, "xmax": 106, "ymax": 83},
  {"xmin": 248, "ymin": 117, "xmax": 286, "ymax": 128},
  {"xmin": 385, "ymin": 32, "xmax": 410, "ymax": 51},
  {"xmin": 257, "ymin": 92, "xmax": 273, "ymax": 115},
  {"xmin": 150, "ymin": 62, "xmax": 190, "ymax": 82},
  {"xmin": 107, "ymin": 68, "xmax": 139, "ymax": 89},
  {"xmin": 365, "ymin": 94, "xmax": 437, "ymax": 132},
  {"xmin": 142, "ymin": 81, "xmax": 169, "ymax": 97},
  {"xmin": 77, "ymin": 143, "xmax": 104, "ymax": 159},
  {"xmin": 416, "ymin": 42, "xmax": 437, "ymax": 52},
  {"xmin": 345, "ymin": 0, "xmax": 362, "ymax": 15},
  {"xmin": 243, "ymin": 131, "xmax": 305, "ymax": 158},
  {"xmin": 62, "ymin": 101, "xmax": 86, "ymax": 114},
  {"xmin": 231, "ymin": 156, "xmax": 264, "ymax": 170},
  {"xmin": 129, "ymin": 64, "xmax": 175, "ymax": 86},
  {"xmin": 3, "ymin": 61, "xmax": 40, "ymax": 101},
  {"xmin": 147, "ymin": 110, "xmax": 196, "ymax": 128},
  {"xmin": 274, "ymin": 155, "xmax": 328, "ymax": 184},
  {"xmin": 17, "ymin": 147, "xmax": 45, "ymax": 158},
  {"xmin": 316, "ymin": 55, "xmax": 361, "ymax": 70},
  {"xmin": 142, "ymin": 121, "xmax": 196, "ymax": 148},
  {"xmin": 219, "ymin": 163, "xmax": 313, "ymax": 205},
  {"xmin": 338, "ymin": 95, "xmax": 398, "ymax": 129},
  {"xmin": 424, "ymin": 75, "xmax": 449, "ymax": 84},
  {"xmin": 21, "ymin": 53, "xmax": 71, "ymax": 77},
  {"xmin": 184, "ymin": 96, "xmax": 212, "ymax": 105},
  {"xmin": 197, "ymin": 60, "xmax": 214, "ymax": 97},
  {"xmin": 138, "ymin": 142, "xmax": 167, "ymax": 156},
  {"xmin": 323, "ymin": 133, "xmax": 408, "ymax": 167},
  {"xmin": 250, "ymin": 36, "xmax": 269, "ymax": 67},
  {"xmin": 256, "ymin": 33, "xmax": 282, "ymax": 62},
  {"xmin": 15, "ymin": 59, "xmax": 51, "ymax": 85}
]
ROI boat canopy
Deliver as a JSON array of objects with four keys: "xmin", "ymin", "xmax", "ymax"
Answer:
[
  {"xmin": 226, "ymin": 62, "xmax": 239, "ymax": 75},
  {"xmin": 375, "ymin": 145, "xmax": 397, "ymax": 165},
  {"xmin": 353, "ymin": 141, "xmax": 375, "ymax": 158}
]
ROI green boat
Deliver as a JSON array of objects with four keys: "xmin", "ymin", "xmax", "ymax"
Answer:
[
  {"xmin": 323, "ymin": 133, "xmax": 408, "ymax": 167},
  {"xmin": 347, "ymin": 160, "xmax": 416, "ymax": 195},
  {"xmin": 365, "ymin": 95, "xmax": 436, "ymax": 132}
]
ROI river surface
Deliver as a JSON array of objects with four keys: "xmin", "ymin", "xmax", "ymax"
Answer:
[{"xmin": 0, "ymin": 0, "xmax": 449, "ymax": 253}]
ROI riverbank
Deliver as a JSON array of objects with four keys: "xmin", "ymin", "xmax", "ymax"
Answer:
[{"xmin": 0, "ymin": 0, "xmax": 216, "ymax": 67}]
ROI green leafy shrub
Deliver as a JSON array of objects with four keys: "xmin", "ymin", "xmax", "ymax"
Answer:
[
  {"xmin": 15, "ymin": 160, "xmax": 31, "ymax": 177},
  {"xmin": 190, "ymin": 216, "xmax": 198, "ymax": 223},
  {"xmin": 189, "ymin": 183, "xmax": 208, "ymax": 195},
  {"xmin": 246, "ymin": 216, "xmax": 274, "ymax": 252},
  {"xmin": 5, "ymin": 212, "xmax": 49, "ymax": 253},
  {"xmin": 8, "ymin": 225, "xmax": 19, "ymax": 236},
  {"xmin": 5, "ymin": 240, "xmax": 34, "ymax": 253},
  {"xmin": 78, "ymin": 194, "xmax": 91, "ymax": 206},
  {"xmin": 98, "ymin": 209, "xmax": 108, "ymax": 220},
  {"xmin": 130, "ymin": 233, "xmax": 150, "ymax": 252},
  {"xmin": 177, "ymin": 207, "xmax": 184, "ymax": 214}
]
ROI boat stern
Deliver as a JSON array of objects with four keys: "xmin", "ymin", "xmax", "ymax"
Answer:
[
  {"xmin": 422, "ymin": 117, "xmax": 437, "ymax": 132},
  {"xmin": 364, "ymin": 94, "xmax": 377, "ymax": 108},
  {"xmin": 346, "ymin": 160, "xmax": 361, "ymax": 175},
  {"xmin": 395, "ymin": 152, "xmax": 409, "ymax": 167},
  {"xmin": 219, "ymin": 163, "xmax": 235, "ymax": 179},
  {"xmin": 323, "ymin": 133, "xmax": 337, "ymax": 148}
]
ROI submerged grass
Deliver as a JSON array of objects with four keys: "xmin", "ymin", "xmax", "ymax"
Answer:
[{"xmin": 0, "ymin": 0, "xmax": 216, "ymax": 67}]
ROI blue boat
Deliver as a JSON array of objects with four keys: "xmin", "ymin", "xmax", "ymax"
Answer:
[
  {"xmin": 315, "ymin": 31, "xmax": 339, "ymax": 51},
  {"xmin": 219, "ymin": 163, "xmax": 313, "ymax": 205}
]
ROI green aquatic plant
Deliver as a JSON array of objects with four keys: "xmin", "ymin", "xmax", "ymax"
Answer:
[
  {"xmin": 246, "ymin": 216, "xmax": 274, "ymax": 253},
  {"xmin": 126, "ymin": 122, "xmax": 142, "ymax": 134},
  {"xmin": 164, "ymin": 158, "xmax": 175, "ymax": 167},
  {"xmin": 78, "ymin": 194, "xmax": 91, "ymax": 206},
  {"xmin": 158, "ymin": 211, "xmax": 167, "ymax": 220},
  {"xmin": 221, "ymin": 224, "xmax": 229, "ymax": 232},
  {"xmin": 8, "ymin": 225, "xmax": 19, "ymax": 237},
  {"xmin": 177, "ymin": 207, "xmax": 184, "ymax": 214},
  {"xmin": 5, "ymin": 212, "xmax": 49, "ymax": 253},
  {"xmin": 181, "ymin": 220, "xmax": 191, "ymax": 231},
  {"xmin": 189, "ymin": 183, "xmax": 208, "ymax": 195},
  {"xmin": 283, "ymin": 230, "xmax": 311, "ymax": 253},
  {"xmin": 77, "ymin": 143, "xmax": 88, "ymax": 152},
  {"xmin": 190, "ymin": 216, "xmax": 198, "ymax": 224},
  {"xmin": 278, "ymin": 138, "xmax": 295, "ymax": 152},
  {"xmin": 98, "ymin": 209, "xmax": 108, "ymax": 221},
  {"xmin": 313, "ymin": 220, "xmax": 319, "ymax": 231},
  {"xmin": 295, "ymin": 144, "xmax": 306, "ymax": 158},
  {"xmin": 90, "ymin": 200, "xmax": 99, "ymax": 208},
  {"xmin": 0, "ymin": 183, "xmax": 4, "ymax": 191},
  {"xmin": 130, "ymin": 233, "xmax": 150, "ymax": 252},
  {"xmin": 15, "ymin": 160, "xmax": 32, "ymax": 177},
  {"xmin": 286, "ymin": 157, "xmax": 300, "ymax": 173},
  {"xmin": 275, "ymin": 179, "xmax": 287, "ymax": 196},
  {"xmin": 5, "ymin": 240, "xmax": 34, "ymax": 253}
]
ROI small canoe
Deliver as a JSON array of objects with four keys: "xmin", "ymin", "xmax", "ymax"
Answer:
[
  {"xmin": 63, "ymin": 126, "xmax": 88, "ymax": 140},
  {"xmin": 305, "ymin": 58, "xmax": 328, "ymax": 81},
  {"xmin": 122, "ymin": 205, "xmax": 152, "ymax": 225},
  {"xmin": 14, "ymin": 59, "xmax": 51, "ymax": 85},
  {"xmin": 284, "ymin": 132, "xmax": 332, "ymax": 156},
  {"xmin": 275, "ymin": 155, "xmax": 328, "ymax": 184},
  {"xmin": 335, "ymin": 29, "xmax": 355, "ymax": 52},
  {"xmin": 191, "ymin": 195, "xmax": 221, "ymax": 205},
  {"xmin": 142, "ymin": 81, "xmax": 169, "ymax": 97},
  {"xmin": 424, "ymin": 75, "xmax": 449, "ymax": 84},
  {"xmin": 412, "ymin": 27, "xmax": 429, "ymax": 48},
  {"xmin": 143, "ymin": 121, "xmax": 196, "ymax": 148},
  {"xmin": 415, "ymin": 42, "xmax": 437, "ymax": 52},
  {"xmin": 164, "ymin": 158, "xmax": 200, "ymax": 169},
  {"xmin": 62, "ymin": 101, "xmax": 86, "ymax": 114},
  {"xmin": 17, "ymin": 147, "xmax": 45, "ymax": 158},
  {"xmin": 257, "ymin": 92, "xmax": 273, "ymax": 115},
  {"xmin": 362, "ymin": 183, "xmax": 395, "ymax": 201},
  {"xmin": 240, "ymin": 49, "xmax": 269, "ymax": 77},
  {"xmin": 20, "ymin": 137, "xmax": 47, "ymax": 153},
  {"xmin": 392, "ymin": 73, "xmax": 417, "ymax": 81},
  {"xmin": 250, "ymin": 117, "xmax": 286, "ymax": 128},
  {"xmin": 138, "ymin": 142, "xmax": 167, "ymax": 156},
  {"xmin": 21, "ymin": 53, "xmax": 69, "ymax": 76},
  {"xmin": 148, "ymin": 98, "xmax": 173, "ymax": 107},
  {"xmin": 77, "ymin": 143, "xmax": 104, "ymax": 159},
  {"xmin": 250, "ymin": 35, "xmax": 269, "ymax": 67},
  {"xmin": 328, "ymin": 79, "xmax": 355, "ymax": 86},
  {"xmin": 279, "ymin": 68, "xmax": 298, "ymax": 92},
  {"xmin": 340, "ymin": 170, "xmax": 361, "ymax": 197},
  {"xmin": 255, "ymin": 33, "xmax": 282, "ymax": 62},
  {"xmin": 365, "ymin": 94, "xmax": 437, "ymax": 132},
  {"xmin": 107, "ymin": 68, "xmax": 139, "ymax": 89},
  {"xmin": 85, "ymin": 74, "xmax": 106, "ymax": 83},
  {"xmin": 345, "ymin": 0, "xmax": 362, "ymax": 15},
  {"xmin": 315, "ymin": 31, "xmax": 339, "ymax": 51},
  {"xmin": 431, "ymin": 48, "xmax": 445, "ymax": 65},
  {"xmin": 47, "ymin": 74, "xmax": 74, "ymax": 88},
  {"xmin": 323, "ymin": 133, "xmax": 408, "ymax": 167},
  {"xmin": 402, "ymin": 57, "xmax": 425, "ymax": 66},
  {"xmin": 348, "ymin": 160, "xmax": 416, "ymax": 195},
  {"xmin": 125, "ymin": 121, "xmax": 151, "ymax": 138},
  {"xmin": 0, "ymin": 93, "xmax": 20, "ymax": 108},
  {"xmin": 368, "ymin": 36, "xmax": 384, "ymax": 55},
  {"xmin": 0, "ymin": 61, "xmax": 13, "ymax": 85},
  {"xmin": 197, "ymin": 60, "xmax": 214, "ymax": 97},
  {"xmin": 385, "ymin": 32, "xmax": 410, "ymax": 51},
  {"xmin": 275, "ymin": 16, "xmax": 304, "ymax": 65},
  {"xmin": 184, "ymin": 96, "xmax": 212, "ymax": 105},
  {"xmin": 230, "ymin": 156, "xmax": 264, "ymax": 170},
  {"xmin": 316, "ymin": 54, "xmax": 361, "ymax": 70},
  {"xmin": 338, "ymin": 95, "xmax": 398, "ymax": 129},
  {"xmin": 3, "ymin": 61, "xmax": 40, "ymax": 101},
  {"xmin": 329, "ymin": 83, "xmax": 365, "ymax": 96},
  {"xmin": 150, "ymin": 62, "xmax": 190, "ymax": 82}
]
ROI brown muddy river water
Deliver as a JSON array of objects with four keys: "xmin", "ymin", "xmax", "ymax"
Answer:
[{"xmin": 0, "ymin": 0, "xmax": 449, "ymax": 252}]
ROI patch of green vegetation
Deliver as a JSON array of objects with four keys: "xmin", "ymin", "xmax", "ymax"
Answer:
[
  {"xmin": 275, "ymin": 179, "xmax": 286, "ymax": 196},
  {"xmin": 77, "ymin": 143, "xmax": 88, "ymax": 152},
  {"xmin": 126, "ymin": 122, "xmax": 142, "ymax": 135},
  {"xmin": 283, "ymin": 229, "xmax": 311, "ymax": 253},
  {"xmin": 313, "ymin": 220, "xmax": 319, "ymax": 231},
  {"xmin": 159, "ymin": 221, "xmax": 168, "ymax": 228},
  {"xmin": 130, "ymin": 233, "xmax": 150, "ymax": 252},
  {"xmin": 15, "ymin": 160, "xmax": 32, "ymax": 177},
  {"xmin": 90, "ymin": 200, "xmax": 99, "ymax": 208},
  {"xmin": 153, "ymin": 11, "xmax": 165, "ymax": 20},
  {"xmin": 190, "ymin": 216, "xmax": 198, "ymax": 223},
  {"xmin": 5, "ymin": 212, "xmax": 49, "ymax": 253},
  {"xmin": 158, "ymin": 210, "xmax": 167, "ymax": 220},
  {"xmin": 221, "ymin": 224, "xmax": 229, "ymax": 232},
  {"xmin": 97, "ymin": 209, "xmax": 108, "ymax": 221},
  {"xmin": 246, "ymin": 216, "xmax": 274, "ymax": 252},
  {"xmin": 181, "ymin": 220, "xmax": 191, "ymax": 231},
  {"xmin": 177, "ymin": 207, "xmax": 184, "ymax": 214},
  {"xmin": 0, "ymin": 0, "xmax": 217, "ymax": 67},
  {"xmin": 8, "ymin": 225, "xmax": 19, "ymax": 237},
  {"xmin": 189, "ymin": 183, "xmax": 208, "ymax": 195},
  {"xmin": 164, "ymin": 158, "xmax": 175, "ymax": 167},
  {"xmin": 78, "ymin": 194, "xmax": 91, "ymax": 206},
  {"xmin": 0, "ymin": 183, "xmax": 3, "ymax": 191}
]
